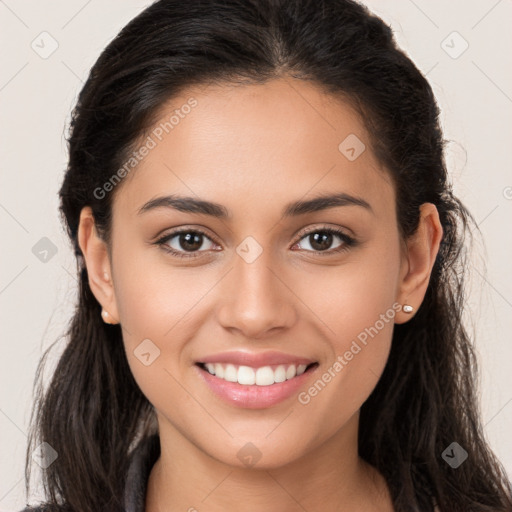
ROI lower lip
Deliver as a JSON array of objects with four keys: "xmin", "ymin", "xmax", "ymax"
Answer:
[{"xmin": 196, "ymin": 364, "xmax": 318, "ymax": 409}]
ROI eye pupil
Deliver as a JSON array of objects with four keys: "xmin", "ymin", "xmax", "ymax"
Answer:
[
  {"xmin": 180, "ymin": 232, "xmax": 203, "ymax": 251},
  {"xmin": 310, "ymin": 232, "xmax": 333, "ymax": 251}
]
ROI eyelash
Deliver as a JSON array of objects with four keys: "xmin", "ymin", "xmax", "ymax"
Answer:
[{"xmin": 154, "ymin": 226, "xmax": 357, "ymax": 259}]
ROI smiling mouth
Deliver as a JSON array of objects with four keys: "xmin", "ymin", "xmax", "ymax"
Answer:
[{"xmin": 196, "ymin": 362, "xmax": 319, "ymax": 386}]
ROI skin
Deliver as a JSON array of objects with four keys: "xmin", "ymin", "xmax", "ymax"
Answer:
[{"xmin": 78, "ymin": 77, "xmax": 443, "ymax": 512}]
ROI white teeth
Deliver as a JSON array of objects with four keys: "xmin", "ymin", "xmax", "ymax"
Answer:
[
  {"xmin": 255, "ymin": 366, "xmax": 274, "ymax": 386},
  {"xmin": 274, "ymin": 365, "xmax": 287, "ymax": 383},
  {"xmin": 203, "ymin": 362, "xmax": 311, "ymax": 386},
  {"xmin": 214, "ymin": 363, "xmax": 224, "ymax": 379},
  {"xmin": 224, "ymin": 364, "xmax": 238, "ymax": 382},
  {"xmin": 286, "ymin": 365, "xmax": 296, "ymax": 380},
  {"xmin": 297, "ymin": 364, "xmax": 307, "ymax": 376},
  {"xmin": 238, "ymin": 365, "xmax": 255, "ymax": 385}
]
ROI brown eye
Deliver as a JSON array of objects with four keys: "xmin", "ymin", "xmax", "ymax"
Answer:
[
  {"xmin": 175, "ymin": 232, "xmax": 205, "ymax": 252},
  {"xmin": 303, "ymin": 231, "xmax": 338, "ymax": 251},
  {"xmin": 293, "ymin": 227, "xmax": 356, "ymax": 255},
  {"xmin": 156, "ymin": 229, "xmax": 217, "ymax": 258}
]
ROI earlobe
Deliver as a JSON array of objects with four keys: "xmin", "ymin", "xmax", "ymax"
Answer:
[
  {"xmin": 77, "ymin": 206, "xmax": 120, "ymax": 324},
  {"xmin": 395, "ymin": 203, "xmax": 443, "ymax": 324}
]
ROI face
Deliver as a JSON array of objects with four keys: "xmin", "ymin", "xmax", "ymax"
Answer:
[{"xmin": 96, "ymin": 78, "xmax": 412, "ymax": 468}]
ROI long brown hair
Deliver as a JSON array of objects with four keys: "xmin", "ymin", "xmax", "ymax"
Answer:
[{"xmin": 25, "ymin": 1, "xmax": 512, "ymax": 511}]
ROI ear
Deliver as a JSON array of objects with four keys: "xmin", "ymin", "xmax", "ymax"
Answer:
[
  {"xmin": 395, "ymin": 202, "xmax": 443, "ymax": 324},
  {"xmin": 77, "ymin": 206, "xmax": 119, "ymax": 324}
]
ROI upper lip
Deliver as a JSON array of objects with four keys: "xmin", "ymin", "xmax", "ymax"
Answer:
[{"xmin": 197, "ymin": 350, "xmax": 316, "ymax": 367}]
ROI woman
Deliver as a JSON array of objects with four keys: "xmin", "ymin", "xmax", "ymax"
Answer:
[{"xmin": 22, "ymin": 0, "xmax": 512, "ymax": 511}]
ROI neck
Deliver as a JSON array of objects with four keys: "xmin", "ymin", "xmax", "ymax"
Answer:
[{"xmin": 145, "ymin": 413, "xmax": 393, "ymax": 512}]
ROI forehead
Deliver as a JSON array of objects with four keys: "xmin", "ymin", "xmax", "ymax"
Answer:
[{"xmin": 113, "ymin": 77, "xmax": 394, "ymax": 218}]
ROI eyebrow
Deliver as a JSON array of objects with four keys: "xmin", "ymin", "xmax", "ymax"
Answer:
[{"xmin": 137, "ymin": 192, "xmax": 373, "ymax": 218}]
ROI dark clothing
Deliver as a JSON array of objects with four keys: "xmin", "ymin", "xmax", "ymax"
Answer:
[
  {"xmin": 123, "ymin": 434, "xmax": 160, "ymax": 512},
  {"xmin": 20, "ymin": 434, "xmax": 161, "ymax": 512}
]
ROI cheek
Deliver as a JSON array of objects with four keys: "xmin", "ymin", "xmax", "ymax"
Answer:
[
  {"xmin": 110, "ymin": 223, "xmax": 211, "ymax": 335},
  {"xmin": 113, "ymin": 263, "xmax": 211, "ymax": 421},
  {"xmin": 293, "ymin": 238, "xmax": 401, "ymax": 412},
  {"xmin": 109, "ymin": 238, "xmax": 214, "ymax": 385},
  {"xmin": 113, "ymin": 260, "xmax": 213, "ymax": 355},
  {"xmin": 303, "ymin": 235, "xmax": 401, "ymax": 344}
]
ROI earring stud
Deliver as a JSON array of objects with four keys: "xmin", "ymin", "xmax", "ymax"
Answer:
[
  {"xmin": 101, "ymin": 308, "xmax": 118, "ymax": 324},
  {"xmin": 403, "ymin": 304, "xmax": 414, "ymax": 314}
]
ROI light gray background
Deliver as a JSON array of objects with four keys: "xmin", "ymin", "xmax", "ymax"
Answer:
[{"xmin": 1, "ymin": 1, "xmax": 511, "ymax": 510}]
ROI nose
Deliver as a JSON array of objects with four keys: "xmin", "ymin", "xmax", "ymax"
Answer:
[{"xmin": 216, "ymin": 248, "xmax": 297, "ymax": 340}]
